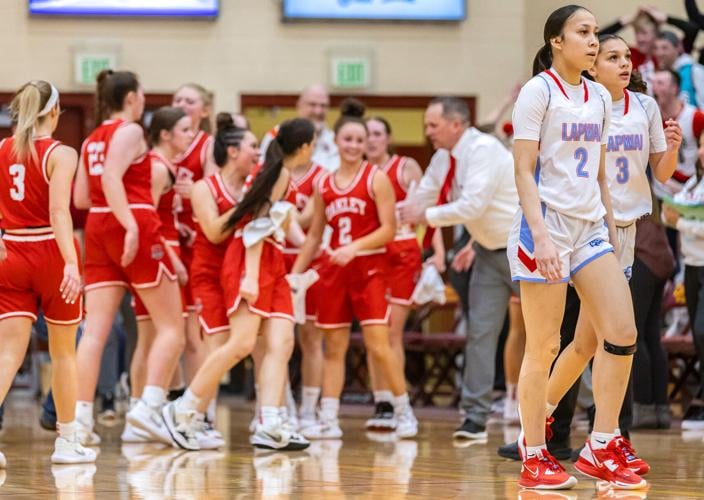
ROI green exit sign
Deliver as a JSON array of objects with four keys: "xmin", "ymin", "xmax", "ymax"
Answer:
[
  {"xmin": 74, "ymin": 53, "xmax": 118, "ymax": 86},
  {"xmin": 331, "ymin": 57, "xmax": 371, "ymax": 89}
]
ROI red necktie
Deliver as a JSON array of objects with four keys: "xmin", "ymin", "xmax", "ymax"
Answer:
[{"xmin": 422, "ymin": 154, "xmax": 456, "ymax": 250}]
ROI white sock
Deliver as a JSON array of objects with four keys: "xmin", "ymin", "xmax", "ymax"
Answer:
[
  {"xmin": 260, "ymin": 406, "xmax": 279, "ymax": 427},
  {"xmin": 58, "ymin": 420, "xmax": 78, "ymax": 442},
  {"xmin": 129, "ymin": 397, "xmax": 139, "ymax": 410},
  {"xmin": 546, "ymin": 402, "xmax": 557, "ymax": 417},
  {"xmin": 206, "ymin": 398, "xmax": 217, "ymax": 423},
  {"xmin": 142, "ymin": 386, "xmax": 166, "ymax": 407},
  {"xmin": 525, "ymin": 445, "xmax": 546, "ymax": 460},
  {"xmin": 394, "ymin": 393, "xmax": 410, "ymax": 413},
  {"xmin": 614, "ymin": 428, "xmax": 621, "ymax": 436},
  {"xmin": 373, "ymin": 390, "xmax": 394, "ymax": 404},
  {"xmin": 301, "ymin": 386, "xmax": 320, "ymax": 417},
  {"xmin": 319, "ymin": 397, "xmax": 339, "ymax": 421},
  {"xmin": 75, "ymin": 401, "xmax": 93, "ymax": 423},
  {"xmin": 278, "ymin": 407, "xmax": 288, "ymax": 421},
  {"xmin": 590, "ymin": 431, "xmax": 614, "ymax": 450},
  {"xmin": 177, "ymin": 388, "xmax": 201, "ymax": 412}
]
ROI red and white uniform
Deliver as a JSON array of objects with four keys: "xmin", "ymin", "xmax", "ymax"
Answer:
[
  {"xmin": 283, "ymin": 163, "xmax": 326, "ymax": 321},
  {"xmin": 82, "ymin": 119, "xmax": 175, "ymax": 290},
  {"xmin": 221, "ymin": 170, "xmax": 294, "ymax": 322},
  {"xmin": 191, "ymin": 173, "xmax": 238, "ymax": 334},
  {"xmin": 0, "ymin": 137, "xmax": 82, "ymax": 324},
  {"xmin": 316, "ymin": 162, "xmax": 389, "ymax": 328},
  {"xmin": 175, "ymin": 130, "xmax": 213, "ymax": 310},
  {"xmin": 382, "ymin": 155, "xmax": 422, "ymax": 306},
  {"xmin": 132, "ymin": 150, "xmax": 184, "ymax": 320}
]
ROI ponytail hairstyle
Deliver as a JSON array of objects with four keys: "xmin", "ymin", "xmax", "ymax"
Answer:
[
  {"xmin": 223, "ymin": 117, "xmax": 315, "ymax": 231},
  {"xmin": 583, "ymin": 35, "xmax": 648, "ymax": 93},
  {"xmin": 366, "ymin": 115, "xmax": 394, "ymax": 154},
  {"xmin": 334, "ymin": 97, "xmax": 367, "ymax": 135},
  {"xmin": 96, "ymin": 69, "xmax": 140, "ymax": 123},
  {"xmin": 533, "ymin": 5, "xmax": 589, "ymax": 76},
  {"xmin": 10, "ymin": 80, "xmax": 59, "ymax": 162},
  {"xmin": 148, "ymin": 106, "xmax": 186, "ymax": 147},
  {"xmin": 212, "ymin": 112, "xmax": 247, "ymax": 167},
  {"xmin": 176, "ymin": 83, "xmax": 214, "ymax": 133}
]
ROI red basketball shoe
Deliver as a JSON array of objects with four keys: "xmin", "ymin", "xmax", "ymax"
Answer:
[
  {"xmin": 574, "ymin": 439, "xmax": 647, "ymax": 489},
  {"xmin": 613, "ymin": 436, "xmax": 649, "ymax": 475},
  {"xmin": 518, "ymin": 449, "xmax": 578, "ymax": 490}
]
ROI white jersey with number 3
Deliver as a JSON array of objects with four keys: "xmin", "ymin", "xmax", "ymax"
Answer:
[
  {"xmin": 513, "ymin": 68, "xmax": 612, "ymax": 222},
  {"xmin": 606, "ymin": 90, "xmax": 666, "ymax": 226}
]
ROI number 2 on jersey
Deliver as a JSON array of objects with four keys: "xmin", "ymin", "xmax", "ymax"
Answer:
[
  {"xmin": 9, "ymin": 163, "xmax": 26, "ymax": 201},
  {"xmin": 338, "ymin": 216, "xmax": 352, "ymax": 246},
  {"xmin": 615, "ymin": 156, "xmax": 629, "ymax": 184},
  {"xmin": 574, "ymin": 147, "xmax": 589, "ymax": 178}
]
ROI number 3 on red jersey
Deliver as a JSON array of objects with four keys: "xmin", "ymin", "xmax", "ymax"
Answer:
[{"xmin": 9, "ymin": 163, "xmax": 25, "ymax": 201}]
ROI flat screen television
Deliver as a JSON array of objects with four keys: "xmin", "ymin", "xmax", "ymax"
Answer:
[
  {"xmin": 28, "ymin": 0, "xmax": 219, "ymax": 18},
  {"xmin": 282, "ymin": 0, "xmax": 466, "ymax": 22}
]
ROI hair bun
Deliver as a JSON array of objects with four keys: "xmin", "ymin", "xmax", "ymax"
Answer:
[
  {"xmin": 339, "ymin": 97, "xmax": 366, "ymax": 118},
  {"xmin": 216, "ymin": 112, "xmax": 235, "ymax": 133}
]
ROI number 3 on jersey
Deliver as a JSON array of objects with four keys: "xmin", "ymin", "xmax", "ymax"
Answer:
[
  {"xmin": 574, "ymin": 147, "xmax": 589, "ymax": 178},
  {"xmin": 615, "ymin": 156, "xmax": 629, "ymax": 184},
  {"xmin": 9, "ymin": 163, "xmax": 26, "ymax": 201},
  {"xmin": 338, "ymin": 216, "xmax": 352, "ymax": 246}
]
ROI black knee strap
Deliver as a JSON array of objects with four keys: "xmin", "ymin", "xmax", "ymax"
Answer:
[{"xmin": 603, "ymin": 339, "xmax": 637, "ymax": 356}]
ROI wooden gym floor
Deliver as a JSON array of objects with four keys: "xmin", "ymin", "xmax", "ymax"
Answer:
[{"xmin": 0, "ymin": 393, "xmax": 702, "ymax": 499}]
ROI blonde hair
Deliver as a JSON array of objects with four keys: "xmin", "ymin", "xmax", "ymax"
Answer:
[
  {"xmin": 10, "ymin": 80, "xmax": 54, "ymax": 162},
  {"xmin": 177, "ymin": 83, "xmax": 213, "ymax": 133}
]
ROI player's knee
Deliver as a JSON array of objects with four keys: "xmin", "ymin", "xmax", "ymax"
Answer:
[
  {"xmin": 573, "ymin": 336, "xmax": 597, "ymax": 359},
  {"xmin": 603, "ymin": 323, "xmax": 637, "ymax": 348}
]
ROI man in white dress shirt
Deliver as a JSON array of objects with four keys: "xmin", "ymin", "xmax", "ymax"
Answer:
[
  {"xmin": 260, "ymin": 83, "xmax": 339, "ymax": 171},
  {"xmin": 400, "ymin": 96, "xmax": 519, "ymax": 440}
]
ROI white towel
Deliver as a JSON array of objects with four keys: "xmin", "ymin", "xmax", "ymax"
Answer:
[
  {"xmin": 410, "ymin": 262, "xmax": 446, "ymax": 305},
  {"xmin": 243, "ymin": 201, "xmax": 295, "ymax": 248},
  {"xmin": 286, "ymin": 269, "xmax": 320, "ymax": 324}
]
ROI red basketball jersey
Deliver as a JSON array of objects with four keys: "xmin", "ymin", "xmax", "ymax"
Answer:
[
  {"xmin": 382, "ymin": 155, "xmax": 416, "ymax": 240},
  {"xmin": 319, "ymin": 162, "xmax": 383, "ymax": 252},
  {"xmin": 382, "ymin": 155, "xmax": 409, "ymax": 203},
  {"xmin": 0, "ymin": 137, "xmax": 61, "ymax": 230},
  {"xmin": 175, "ymin": 130, "xmax": 212, "ymax": 229},
  {"xmin": 150, "ymin": 150, "xmax": 179, "ymax": 244},
  {"xmin": 193, "ymin": 172, "xmax": 238, "ymax": 266},
  {"xmin": 81, "ymin": 119, "xmax": 152, "ymax": 208},
  {"xmin": 287, "ymin": 163, "xmax": 325, "ymax": 210}
]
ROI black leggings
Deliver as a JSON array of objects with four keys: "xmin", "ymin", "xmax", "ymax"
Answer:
[
  {"xmin": 684, "ymin": 265, "xmax": 704, "ymax": 396},
  {"xmin": 630, "ymin": 257, "xmax": 669, "ymax": 405}
]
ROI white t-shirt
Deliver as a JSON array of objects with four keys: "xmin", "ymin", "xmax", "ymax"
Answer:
[
  {"xmin": 513, "ymin": 68, "xmax": 612, "ymax": 222},
  {"xmin": 606, "ymin": 90, "xmax": 666, "ymax": 226}
]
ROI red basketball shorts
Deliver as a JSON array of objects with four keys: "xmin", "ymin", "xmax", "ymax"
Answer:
[
  {"xmin": 131, "ymin": 242, "xmax": 186, "ymax": 321},
  {"xmin": 386, "ymin": 238, "xmax": 422, "ymax": 306},
  {"xmin": 315, "ymin": 252, "xmax": 389, "ymax": 329},
  {"xmin": 0, "ymin": 233, "xmax": 82, "ymax": 325},
  {"xmin": 221, "ymin": 237, "xmax": 294, "ymax": 322},
  {"xmin": 191, "ymin": 257, "xmax": 229, "ymax": 335},
  {"xmin": 83, "ymin": 209, "xmax": 175, "ymax": 291}
]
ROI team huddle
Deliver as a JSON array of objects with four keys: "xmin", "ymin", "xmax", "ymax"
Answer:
[{"xmin": 0, "ymin": 2, "xmax": 692, "ymax": 493}]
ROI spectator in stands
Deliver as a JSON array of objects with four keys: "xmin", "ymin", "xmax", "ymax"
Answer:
[
  {"xmin": 654, "ymin": 31, "xmax": 704, "ymax": 108},
  {"xmin": 601, "ymin": 6, "xmax": 699, "ymax": 89},
  {"xmin": 260, "ymin": 84, "xmax": 338, "ymax": 171},
  {"xmin": 400, "ymin": 96, "xmax": 518, "ymax": 441}
]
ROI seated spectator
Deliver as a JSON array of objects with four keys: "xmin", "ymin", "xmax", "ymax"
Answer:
[{"xmin": 654, "ymin": 30, "xmax": 704, "ymax": 108}]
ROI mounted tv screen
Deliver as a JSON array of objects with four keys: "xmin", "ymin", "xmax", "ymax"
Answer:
[
  {"xmin": 28, "ymin": 0, "xmax": 219, "ymax": 17},
  {"xmin": 282, "ymin": 0, "xmax": 466, "ymax": 22}
]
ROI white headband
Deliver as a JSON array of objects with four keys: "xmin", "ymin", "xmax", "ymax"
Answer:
[{"xmin": 38, "ymin": 83, "xmax": 59, "ymax": 117}]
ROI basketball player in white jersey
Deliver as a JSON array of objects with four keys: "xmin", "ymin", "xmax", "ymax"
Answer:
[
  {"xmin": 543, "ymin": 33, "xmax": 682, "ymax": 478},
  {"xmin": 508, "ymin": 5, "xmax": 646, "ymax": 490}
]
